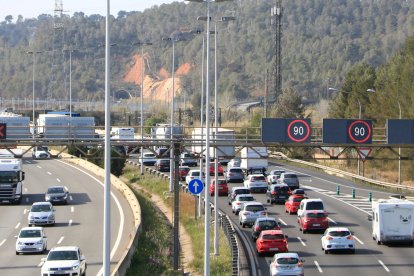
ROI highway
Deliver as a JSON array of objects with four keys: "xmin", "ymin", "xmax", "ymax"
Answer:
[
  {"xmin": 0, "ymin": 158, "xmax": 135, "ymax": 276},
  {"xmin": 216, "ymin": 160, "xmax": 414, "ymax": 276}
]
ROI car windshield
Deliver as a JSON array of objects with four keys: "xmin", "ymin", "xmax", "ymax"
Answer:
[
  {"xmin": 259, "ymin": 220, "xmax": 278, "ymax": 228},
  {"xmin": 306, "ymin": 212, "xmax": 327, "ymax": 218},
  {"xmin": 252, "ymin": 176, "xmax": 266, "ymax": 181},
  {"xmin": 262, "ymin": 234, "xmax": 284, "ymax": 240},
  {"xmin": 293, "ymin": 197, "xmax": 304, "ymax": 202},
  {"xmin": 284, "ymin": 174, "xmax": 297, "ymax": 179},
  {"xmin": 31, "ymin": 205, "xmax": 51, "ymax": 212},
  {"xmin": 277, "ymin": 257, "xmax": 299, "ymax": 265},
  {"xmin": 229, "ymin": 168, "xmax": 243, "ymax": 173},
  {"xmin": 144, "ymin": 153, "xmax": 155, "ymax": 158},
  {"xmin": 273, "ymin": 186, "xmax": 289, "ymax": 192},
  {"xmin": 235, "ymin": 189, "xmax": 249, "ymax": 194},
  {"xmin": 191, "ymin": 171, "xmax": 201, "ymax": 176},
  {"xmin": 328, "ymin": 230, "xmax": 351, "ymax": 237},
  {"xmin": 238, "ymin": 196, "xmax": 255, "ymax": 202},
  {"xmin": 48, "ymin": 250, "xmax": 78, "ymax": 261},
  {"xmin": 306, "ymin": 202, "xmax": 324, "ymax": 210},
  {"xmin": 180, "ymin": 168, "xmax": 190, "ymax": 172},
  {"xmin": 20, "ymin": 229, "xmax": 41, "ymax": 238},
  {"xmin": 245, "ymin": 205, "xmax": 264, "ymax": 212},
  {"xmin": 48, "ymin": 187, "xmax": 64, "ymax": 193}
]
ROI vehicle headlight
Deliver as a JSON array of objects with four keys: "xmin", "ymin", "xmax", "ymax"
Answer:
[
  {"xmin": 35, "ymin": 240, "xmax": 43, "ymax": 245},
  {"xmin": 72, "ymin": 263, "xmax": 80, "ymax": 270},
  {"xmin": 49, "ymin": 214, "xmax": 55, "ymax": 219},
  {"xmin": 28, "ymin": 215, "xmax": 33, "ymax": 220},
  {"xmin": 45, "ymin": 195, "xmax": 50, "ymax": 200},
  {"xmin": 17, "ymin": 241, "xmax": 24, "ymax": 245}
]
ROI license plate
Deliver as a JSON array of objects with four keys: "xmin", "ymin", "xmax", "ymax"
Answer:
[
  {"xmin": 269, "ymin": 248, "xmax": 279, "ymax": 251},
  {"xmin": 335, "ymin": 245, "xmax": 345, "ymax": 248},
  {"xmin": 313, "ymin": 224, "xmax": 320, "ymax": 226},
  {"xmin": 279, "ymin": 196, "xmax": 286, "ymax": 198},
  {"xmin": 219, "ymin": 187, "xmax": 223, "ymax": 190}
]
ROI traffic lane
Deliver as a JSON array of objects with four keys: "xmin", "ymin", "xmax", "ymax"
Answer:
[
  {"xmin": 270, "ymin": 161, "xmax": 394, "ymax": 200},
  {"xmin": 219, "ymin": 183, "xmax": 397, "ymax": 276}
]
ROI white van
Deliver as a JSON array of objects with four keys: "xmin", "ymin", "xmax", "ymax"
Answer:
[
  {"xmin": 297, "ymin": 198, "xmax": 325, "ymax": 218},
  {"xmin": 371, "ymin": 198, "xmax": 414, "ymax": 245}
]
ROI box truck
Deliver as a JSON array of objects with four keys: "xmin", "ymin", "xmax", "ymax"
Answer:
[
  {"xmin": 240, "ymin": 147, "xmax": 268, "ymax": 174},
  {"xmin": 191, "ymin": 127, "xmax": 235, "ymax": 165},
  {"xmin": 0, "ymin": 149, "xmax": 25, "ymax": 204},
  {"xmin": 37, "ymin": 115, "xmax": 96, "ymax": 138},
  {"xmin": 371, "ymin": 198, "xmax": 414, "ymax": 245}
]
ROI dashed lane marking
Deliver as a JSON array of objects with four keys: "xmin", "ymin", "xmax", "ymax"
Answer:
[
  {"xmin": 314, "ymin": 260, "xmax": 323, "ymax": 273},
  {"xmin": 278, "ymin": 218, "xmax": 288, "ymax": 226},
  {"xmin": 354, "ymin": 235, "xmax": 364, "ymax": 245},
  {"xmin": 0, "ymin": 239, "xmax": 6, "ymax": 247},
  {"xmin": 378, "ymin": 260, "xmax": 390, "ymax": 273},
  {"xmin": 297, "ymin": 237, "xmax": 306, "ymax": 247},
  {"xmin": 57, "ymin": 236, "xmax": 64, "ymax": 244}
]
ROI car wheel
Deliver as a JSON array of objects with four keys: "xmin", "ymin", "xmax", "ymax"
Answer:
[
  {"xmin": 235, "ymin": 211, "xmax": 239, "ymax": 215},
  {"xmin": 239, "ymin": 221, "xmax": 242, "ymax": 226},
  {"xmin": 257, "ymin": 250, "xmax": 263, "ymax": 257},
  {"xmin": 228, "ymin": 202, "xmax": 231, "ymax": 206},
  {"xmin": 350, "ymin": 249, "xmax": 356, "ymax": 254},
  {"xmin": 242, "ymin": 223, "xmax": 245, "ymax": 228},
  {"xmin": 377, "ymin": 240, "xmax": 382, "ymax": 245},
  {"xmin": 324, "ymin": 249, "xmax": 329, "ymax": 254},
  {"xmin": 267, "ymin": 198, "xmax": 270, "ymax": 203},
  {"xmin": 302, "ymin": 228, "xmax": 307, "ymax": 234},
  {"xmin": 288, "ymin": 209, "xmax": 292, "ymax": 215},
  {"xmin": 15, "ymin": 251, "xmax": 19, "ymax": 255}
]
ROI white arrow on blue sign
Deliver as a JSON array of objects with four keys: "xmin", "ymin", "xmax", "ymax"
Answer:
[{"xmin": 188, "ymin": 179, "xmax": 204, "ymax": 195}]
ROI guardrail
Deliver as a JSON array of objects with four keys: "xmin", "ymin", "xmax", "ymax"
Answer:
[{"xmin": 270, "ymin": 151, "xmax": 414, "ymax": 192}]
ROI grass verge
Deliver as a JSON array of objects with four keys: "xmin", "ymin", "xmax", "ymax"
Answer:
[{"xmin": 123, "ymin": 165, "xmax": 232, "ymax": 275}]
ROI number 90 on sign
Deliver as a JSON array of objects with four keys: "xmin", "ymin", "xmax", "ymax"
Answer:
[
  {"xmin": 287, "ymin": 119, "xmax": 311, "ymax": 143},
  {"xmin": 348, "ymin": 120, "xmax": 372, "ymax": 144}
]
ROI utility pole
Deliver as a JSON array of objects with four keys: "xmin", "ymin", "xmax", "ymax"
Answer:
[{"xmin": 271, "ymin": 0, "xmax": 282, "ymax": 103}]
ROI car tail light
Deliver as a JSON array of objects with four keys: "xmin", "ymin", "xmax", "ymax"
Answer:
[
  {"xmin": 236, "ymin": 202, "xmax": 241, "ymax": 205},
  {"xmin": 347, "ymin": 235, "xmax": 353, "ymax": 240},
  {"xmin": 255, "ymin": 226, "xmax": 261, "ymax": 231},
  {"xmin": 298, "ymin": 261, "xmax": 303, "ymax": 268},
  {"xmin": 261, "ymin": 211, "xmax": 267, "ymax": 215},
  {"xmin": 326, "ymin": 236, "xmax": 333, "ymax": 240},
  {"xmin": 242, "ymin": 211, "xmax": 251, "ymax": 216},
  {"xmin": 229, "ymin": 173, "xmax": 234, "ymax": 176}
]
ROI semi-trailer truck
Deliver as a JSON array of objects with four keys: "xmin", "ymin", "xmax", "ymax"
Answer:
[{"xmin": 0, "ymin": 149, "xmax": 25, "ymax": 204}]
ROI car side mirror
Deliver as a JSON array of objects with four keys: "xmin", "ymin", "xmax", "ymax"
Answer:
[{"xmin": 285, "ymin": 235, "xmax": 289, "ymax": 239}]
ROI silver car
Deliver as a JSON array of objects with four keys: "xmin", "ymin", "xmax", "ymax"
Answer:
[
  {"xmin": 231, "ymin": 194, "xmax": 255, "ymax": 215},
  {"xmin": 225, "ymin": 167, "xmax": 245, "ymax": 183},
  {"xmin": 28, "ymin": 202, "xmax": 55, "ymax": 226},
  {"xmin": 269, "ymin": 252, "xmax": 304, "ymax": 276},
  {"xmin": 238, "ymin": 202, "xmax": 267, "ymax": 228},
  {"xmin": 15, "ymin": 226, "xmax": 47, "ymax": 255},
  {"xmin": 45, "ymin": 186, "xmax": 69, "ymax": 205}
]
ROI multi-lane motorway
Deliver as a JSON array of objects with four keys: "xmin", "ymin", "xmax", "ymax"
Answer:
[
  {"xmin": 0, "ymin": 158, "xmax": 135, "ymax": 276},
  {"xmin": 216, "ymin": 161, "xmax": 413, "ymax": 276}
]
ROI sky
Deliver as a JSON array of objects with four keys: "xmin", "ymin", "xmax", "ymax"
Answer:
[{"xmin": 0, "ymin": 0, "xmax": 178, "ymax": 21}]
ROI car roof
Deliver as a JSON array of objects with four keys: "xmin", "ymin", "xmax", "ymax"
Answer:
[
  {"xmin": 270, "ymin": 183, "xmax": 289, "ymax": 188},
  {"xmin": 179, "ymin": 166, "xmax": 190, "ymax": 168},
  {"xmin": 302, "ymin": 198, "xmax": 323, "ymax": 202},
  {"xmin": 235, "ymin": 194, "xmax": 254, "ymax": 198},
  {"xmin": 49, "ymin": 246, "xmax": 79, "ymax": 252},
  {"xmin": 249, "ymin": 174, "xmax": 265, "ymax": 177},
  {"xmin": 243, "ymin": 201, "xmax": 263, "ymax": 206},
  {"xmin": 260, "ymin": 229, "xmax": 283, "ymax": 235},
  {"xmin": 274, "ymin": 252, "xmax": 300, "ymax": 259},
  {"xmin": 232, "ymin": 186, "xmax": 248, "ymax": 191},
  {"xmin": 303, "ymin": 210, "xmax": 327, "ymax": 214},
  {"xmin": 228, "ymin": 167, "xmax": 243, "ymax": 170},
  {"xmin": 256, "ymin": 217, "xmax": 277, "ymax": 222},
  {"xmin": 326, "ymin": 227, "xmax": 351, "ymax": 232},
  {"xmin": 270, "ymin": 170, "xmax": 285, "ymax": 173},
  {"xmin": 47, "ymin": 185, "xmax": 65, "ymax": 189},
  {"xmin": 32, "ymin": 201, "xmax": 52, "ymax": 206},
  {"xmin": 20, "ymin": 226, "xmax": 43, "ymax": 231}
]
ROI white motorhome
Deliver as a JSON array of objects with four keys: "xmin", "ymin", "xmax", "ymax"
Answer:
[
  {"xmin": 110, "ymin": 127, "xmax": 135, "ymax": 140},
  {"xmin": 371, "ymin": 198, "xmax": 414, "ymax": 245},
  {"xmin": 0, "ymin": 149, "xmax": 25, "ymax": 204},
  {"xmin": 240, "ymin": 147, "xmax": 268, "ymax": 173}
]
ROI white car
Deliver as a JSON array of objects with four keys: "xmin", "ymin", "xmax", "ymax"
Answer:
[
  {"xmin": 267, "ymin": 169, "xmax": 285, "ymax": 184},
  {"xmin": 185, "ymin": 169, "xmax": 206, "ymax": 185},
  {"xmin": 28, "ymin": 202, "xmax": 55, "ymax": 226},
  {"xmin": 231, "ymin": 194, "xmax": 255, "ymax": 215},
  {"xmin": 138, "ymin": 152, "xmax": 157, "ymax": 166},
  {"xmin": 15, "ymin": 227, "xmax": 47, "ymax": 255},
  {"xmin": 41, "ymin": 246, "xmax": 87, "ymax": 276},
  {"xmin": 321, "ymin": 227, "xmax": 356, "ymax": 254},
  {"xmin": 244, "ymin": 174, "xmax": 268, "ymax": 193},
  {"xmin": 269, "ymin": 252, "xmax": 304, "ymax": 276},
  {"xmin": 32, "ymin": 146, "xmax": 50, "ymax": 159},
  {"xmin": 238, "ymin": 201, "xmax": 267, "ymax": 228}
]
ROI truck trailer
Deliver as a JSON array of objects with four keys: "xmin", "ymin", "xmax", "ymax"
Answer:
[
  {"xmin": 0, "ymin": 149, "xmax": 25, "ymax": 204},
  {"xmin": 191, "ymin": 127, "xmax": 235, "ymax": 165},
  {"xmin": 371, "ymin": 198, "xmax": 414, "ymax": 245},
  {"xmin": 240, "ymin": 147, "xmax": 268, "ymax": 174}
]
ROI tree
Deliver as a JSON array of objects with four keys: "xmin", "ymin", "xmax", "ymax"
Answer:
[
  {"xmin": 5, "ymin": 15, "xmax": 13, "ymax": 24},
  {"xmin": 271, "ymin": 88, "xmax": 304, "ymax": 118}
]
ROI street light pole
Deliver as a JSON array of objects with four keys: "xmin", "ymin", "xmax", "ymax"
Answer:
[{"xmin": 199, "ymin": 35, "xmax": 205, "ymax": 218}]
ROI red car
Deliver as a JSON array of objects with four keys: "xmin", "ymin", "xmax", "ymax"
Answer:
[
  {"xmin": 284, "ymin": 195, "xmax": 306, "ymax": 215},
  {"xmin": 298, "ymin": 210, "xmax": 329, "ymax": 233},
  {"xmin": 209, "ymin": 179, "xmax": 228, "ymax": 196},
  {"xmin": 256, "ymin": 229, "xmax": 288, "ymax": 256},
  {"xmin": 179, "ymin": 166, "xmax": 190, "ymax": 181},
  {"xmin": 209, "ymin": 162, "xmax": 224, "ymax": 176}
]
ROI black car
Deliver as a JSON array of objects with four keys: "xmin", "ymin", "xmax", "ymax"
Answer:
[
  {"xmin": 45, "ymin": 186, "xmax": 69, "ymax": 205},
  {"xmin": 251, "ymin": 217, "xmax": 281, "ymax": 241},
  {"xmin": 266, "ymin": 184, "xmax": 290, "ymax": 204},
  {"xmin": 155, "ymin": 159, "xmax": 170, "ymax": 172}
]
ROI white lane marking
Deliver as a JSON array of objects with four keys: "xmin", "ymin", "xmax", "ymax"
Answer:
[
  {"xmin": 47, "ymin": 172, "xmax": 52, "ymax": 175},
  {"xmin": 328, "ymin": 217, "xmax": 337, "ymax": 224},
  {"xmin": 68, "ymin": 219, "xmax": 73, "ymax": 226},
  {"xmin": 378, "ymin": 260, "xmax": 390, "ymax": 272},
  {"xmin": 354, "ymin": 235, "xmax": 364, "ymax": 245},
  {"xmin": 56, "ymin": 160, "xmax": 125, "ymax": 276},
  {"xmin": 56, "ymin": 178, "xmax": 61, "ymax": 182},
  {"xmin": 24, "ymin": 187, "xmax": 28, "ymax": 193},
  {"xmin": 71, "ymin": 206, "xmax": 74, "ymax": 213},
  {"xmin": 36, "ymin": 165, "xmax": 42, "ymax": 169},
  {"xmin": 278, "ymin": 218, "xmax": 288, "ymax": 226},
  {"xmin": 37, "ymin": 261, "xmax": 44, "ymax": 267},
  {"xmin": 314, "ymin": 260, "xmax": 323, "ymax": 273},
  {"xmin": 297, "ymin": 237, "xmax": 306, "ymax": 246},
  {"xmin": 23, "ymin": 209, "xmax": 27, "ymax": 215},
  {"xmin": 0, "ymin": 239, "xmax": 6, "ymax": 247},
  {"xmin": 57, "ymin": 236, "xmax": 64, "ymax": 244},
  {"xmin": 15, "ymin": 222, "xmax": 20, "ymax": 229}
]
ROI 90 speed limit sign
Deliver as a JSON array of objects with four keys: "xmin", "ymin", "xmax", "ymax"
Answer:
[
  {"xmin": 287, "ymin": 119, "xmax": 311, "ymax": 143},
  {"xmin": 347, "ymin": 120, "xmax": 372, "ymax": 144}
]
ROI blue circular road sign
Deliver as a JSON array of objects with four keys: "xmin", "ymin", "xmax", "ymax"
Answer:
[{"xmin": 188, "ymin": 179, "xmax": 204, "ymax": 195}]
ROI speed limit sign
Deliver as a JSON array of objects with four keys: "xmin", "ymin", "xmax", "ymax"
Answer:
[
  {"xmin": 287, "ymin": 119, "xmax": 311, "ymax": 143},
  {"xmin": 347, "ymin": 120, "xmax": 372, "ymax": 144}
]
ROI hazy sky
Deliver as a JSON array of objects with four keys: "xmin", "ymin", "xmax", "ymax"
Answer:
[{"xmin": 0, "ymin": 0, "xmax": 178, "ymax": 21}]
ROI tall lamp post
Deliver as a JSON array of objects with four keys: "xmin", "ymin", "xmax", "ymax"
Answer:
[
  {"xmin": 27, "ymin": 50, "xmax": 42, "ymax": 138},
  {"xmin": 133, "ymin": 42, "xmax": 153, "ymax": 175},
  {"xmin": 186, "ymin": 0, "xmax": 233, "ymax": 274}
]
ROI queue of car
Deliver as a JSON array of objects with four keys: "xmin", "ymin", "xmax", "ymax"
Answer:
[{"xmin": 13, "ymin": 183, "xmax": 88, "ymax": 276}]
